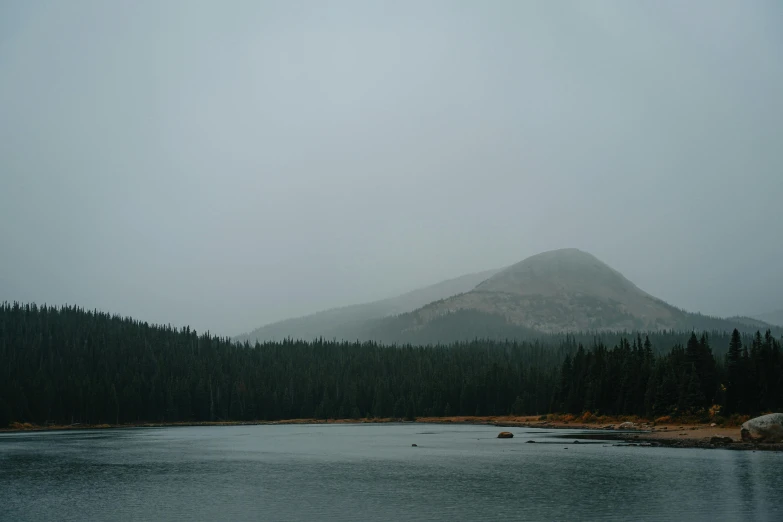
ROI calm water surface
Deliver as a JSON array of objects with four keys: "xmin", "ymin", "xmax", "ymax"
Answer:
[{"xmin": 1, "ymin": 424, "xmax": 781, "ymax": 521}]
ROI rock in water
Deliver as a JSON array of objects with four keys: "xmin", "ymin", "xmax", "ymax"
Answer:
[
  {"xmin": 497, "ymin": 431, "xmax": 514, "ymax": 439},
  {"xmin": 740, "ymin": 413, "xmax": 783, "ymax": 442}
]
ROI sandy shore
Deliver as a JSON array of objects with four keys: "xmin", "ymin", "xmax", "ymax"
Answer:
[
  {"xmin": 3, "ymin": 416, "xmax": 781, "ymax": 451},
  {"xmin": 473, "ymin": 416, "xmax": 783, "ymax": 451}
]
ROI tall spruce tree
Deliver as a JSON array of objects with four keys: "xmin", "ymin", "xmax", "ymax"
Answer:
[{"xmin": 725, "ymin": 329, "xmax": 743, "ymax": 413}]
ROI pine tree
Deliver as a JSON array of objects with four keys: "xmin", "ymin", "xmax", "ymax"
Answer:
[{"xmin": 725, "ymin": 329, "xmax": 743, "ymax": 414}]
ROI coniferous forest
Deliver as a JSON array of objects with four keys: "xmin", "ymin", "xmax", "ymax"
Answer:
[{"xmin": 1, "ymin": 302, "xmax": 782, "ymax": 428}]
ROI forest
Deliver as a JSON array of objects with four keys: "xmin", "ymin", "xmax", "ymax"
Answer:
[{"xmin": 1, "ymin": 302, "xmax": 781, "ymax": 428}]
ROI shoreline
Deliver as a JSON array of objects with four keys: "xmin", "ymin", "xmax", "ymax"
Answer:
[
  {"xmin": 483, "ymin": 417, "xmax": 783, "ymax": 452},
  {"xmin": 3, "ymin": 416, "xmax": 781, "ymax": 451}
]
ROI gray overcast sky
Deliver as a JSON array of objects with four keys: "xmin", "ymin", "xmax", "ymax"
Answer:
[{"xmin": 1, "ymin": 0, "xmax": 782, "ymax": 335}]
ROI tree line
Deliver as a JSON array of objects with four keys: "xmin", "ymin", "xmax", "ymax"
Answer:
[
  {"xmin": 1, "ymin": 302, "xmax": 781, "ymax": 428},
  {"xmin": 555, "ymin": 330, "xmax": 782, "ymax": 417}
]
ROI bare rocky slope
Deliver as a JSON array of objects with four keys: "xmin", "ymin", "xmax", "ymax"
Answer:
[{"xmin": 408, "ymin": 248, "xmax": 683, "ymax": 333}]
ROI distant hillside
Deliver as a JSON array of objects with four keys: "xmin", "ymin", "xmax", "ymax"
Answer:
[
  {"xmin": 753, "ymin": 309, "xmax": 783, "ymax": 327},
  {"xmin": 727, "ymin": 315, "xmax": 779, "ymax": 330},
  {"xmin": 364, "ymin": 249, "xmax": 780, "ymax": 343},
  {"xmin": 235, "ymin": 268, "xmax": 501, "ymax": 344}
]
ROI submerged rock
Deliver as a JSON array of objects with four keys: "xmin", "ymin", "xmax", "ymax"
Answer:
[
  {"xmin": 525, "ymin": 440, "xmax": 535, "ymax": 443},
  {"xmin": 741, "ymin": 413, "xmax": 783, "ymax": 442},
  {"xmin": 411, "ymin": 444, "xmax": 417, "ymax": 447},
  {"xmin": 497, "ymin": 431, "xmax": 514, "ymax": 439}
]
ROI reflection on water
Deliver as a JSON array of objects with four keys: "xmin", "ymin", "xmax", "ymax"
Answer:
[{"xmin": 1, "ymin": 424, "xmax": 781, "ymax": 521}]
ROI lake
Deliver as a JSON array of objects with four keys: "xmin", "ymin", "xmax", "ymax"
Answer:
[{"xmin": 1, "ymin": 423, "xmax": 781, "ymax": 521}]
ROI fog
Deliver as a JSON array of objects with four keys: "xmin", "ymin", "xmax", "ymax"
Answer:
[{"xmin": 1, "ymin": 1, "xmax": 781, "ymax": 335}]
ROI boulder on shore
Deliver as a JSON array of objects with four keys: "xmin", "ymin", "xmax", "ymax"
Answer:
[
  {"xmin": 616, "ymin": 422, "xmax": 636, "ymax": 430},
  {"xmin": 740, "ymin": 413, "xmax": 783, "ymax": 442},
  {"xmin": 497, "ymin": 431, "xmax": 514, "ymax": 439}
]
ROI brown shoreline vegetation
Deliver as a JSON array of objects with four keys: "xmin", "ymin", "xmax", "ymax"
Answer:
[{"xmin": 3, "ymin": 414, "xmax": 780, "ymax": 451}]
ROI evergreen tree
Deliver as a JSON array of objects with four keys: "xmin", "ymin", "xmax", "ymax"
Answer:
[{"xmin": 725, "ymin": 329, "xmax": 743, "ymax": 413}]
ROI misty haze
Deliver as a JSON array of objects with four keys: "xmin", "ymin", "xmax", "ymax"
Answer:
[{"xmin": 1, "ymin": 2, "xmax": 782, "ymax": 521}]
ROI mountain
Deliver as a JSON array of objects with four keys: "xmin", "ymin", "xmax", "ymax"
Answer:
[
  {"xmin": 238, "ymin": 248, "xmax": 778, "ymax": 345},
  {"xmin": 753, "ymin": 309, "xmax": 783, "ymax": 327},
  {"xmin": 364, "ymin": 249, "xmax": 780, "ymax": 343},
  {"xmin": 235, "ymin": 268, "xmax": 501, "ymax": 344}
]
